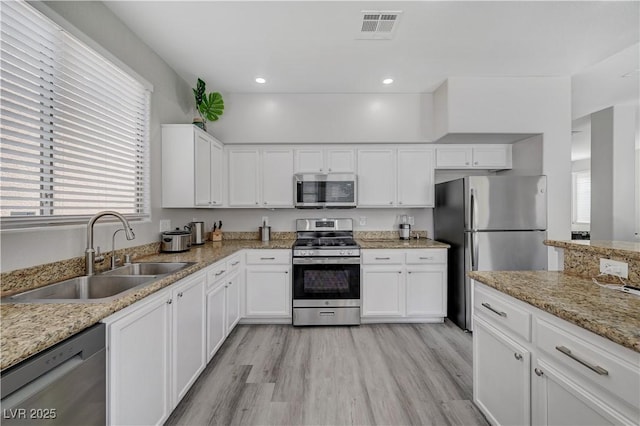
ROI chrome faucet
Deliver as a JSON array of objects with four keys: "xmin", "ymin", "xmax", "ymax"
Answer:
[{"xmin": 86, "ymin": 211, "xmax": 135, "ymax": 275}]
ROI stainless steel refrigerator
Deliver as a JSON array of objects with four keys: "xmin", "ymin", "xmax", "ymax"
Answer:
[{"xmin": 434, "ymin": 175, "xmax": 547, "ymax": 331}]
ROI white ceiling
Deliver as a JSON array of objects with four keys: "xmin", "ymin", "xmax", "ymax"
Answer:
[{"xmin": 105, "ymin": 1, "xmax": 640, "ymax": 94}]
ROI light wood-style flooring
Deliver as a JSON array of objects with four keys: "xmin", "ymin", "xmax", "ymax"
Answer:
[{"xmin": 166, "ymin": 321, "xmax": 488, "ymax": 426}]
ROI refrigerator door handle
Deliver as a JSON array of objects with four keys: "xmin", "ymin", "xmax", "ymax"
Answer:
[
  {"xmin": 470, "ymin": 188, "xmax": 477, "ymax": 231},
  {"xmin": 470, "ymin": 232, "xmax": 477, "ymax": 271}
]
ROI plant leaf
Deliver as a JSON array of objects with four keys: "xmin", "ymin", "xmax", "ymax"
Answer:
[{"xmin": 198, "ymin": 92, "xmax": 224, "ymax": 122}]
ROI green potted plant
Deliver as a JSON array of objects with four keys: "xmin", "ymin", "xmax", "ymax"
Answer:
[{"xmin": 192, "ymin": 78, "xmax": 224, "ymax": 131}]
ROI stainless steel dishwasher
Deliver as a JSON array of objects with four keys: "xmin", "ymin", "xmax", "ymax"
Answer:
[{"xmin": 1, "ymin": 324, "xmax": 105, "ymax": 425}]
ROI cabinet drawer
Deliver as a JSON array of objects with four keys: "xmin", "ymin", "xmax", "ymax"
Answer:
[
  {"xmin": 245, "ymin": 250, "xmax": 290, "ymax": 265},
  {"xmin": 405, "ymin": 249, "xmax": 446, "ymax": 264},
  {"xmin": 362, "ymin": 250, "xmax": 404, "ymax": 265},
  {"xmin": 474, "ymin": 286, "xmax": 531, "ymax": 341},
  {"xmin": 534, "ymin": 317, "xmax": 640, "ymax": 409},
  {"xmin": 206, "ymin": 260, "xmax": 228, "ymax": 288},
  {"xmin": 226, "ymin": 255, "xmax": 242, "ymax": 273}
]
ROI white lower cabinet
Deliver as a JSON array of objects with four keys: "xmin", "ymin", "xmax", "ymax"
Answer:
[
  {"xmin": 361, "ymin": 249, "xmax": 447, "ymax": 322},
  {"xmin": 473, "ymin": 317, "xmax": 531, "ymax": 426},
  {"xmin": 205, "ymin": 256, "xmax": 242, "ymax": 362},
  {"xmin": 104, "ymin": 272, "xmax": 206, "ymax": 426},
  {"xmin": 473, "ymin": 282, "xmax": 640, "ymax": 426},
  {"xmin": 244, "ymin": 250, "xmax": 291, "ymax": 321}
]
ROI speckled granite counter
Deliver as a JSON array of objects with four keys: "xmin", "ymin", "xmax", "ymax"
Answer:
[
  {"xmin": 357, "ymin": 238, "xmax": 450, "ymax": 249},
  {"xmin": 469, "ymin": 270, "xmax": 640, "ymax": 353},
  {"xmin": 1, "ymin": 239, "xmax": 294, "ymax": 371}
]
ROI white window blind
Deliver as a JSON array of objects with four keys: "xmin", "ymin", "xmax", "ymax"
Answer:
[
  {"xmin": 572, "ymin": 171, "xmax": 591, "ymax": 224},
  {"xmin": 0, "ymin": 0, "xmax": 150, "ymax": 229}
]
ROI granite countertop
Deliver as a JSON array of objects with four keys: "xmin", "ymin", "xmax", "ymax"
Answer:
[
  {"xmin": 545, "ymin": 239, "xmax": 640, "ymax": 260},
  {"xmin": 0, "ymin": 239, "xmax": 295, "ymax": 371},
  {"xmin": 356, "ymin": 238, "xmax": 450, "ymax": 249},
  {"xmin": 469, "ymin": 270, "xmax": 640, "ymax": 353}
]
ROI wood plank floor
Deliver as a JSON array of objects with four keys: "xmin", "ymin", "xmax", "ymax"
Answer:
[{"xmin": 166, "ymin": 321, "xmax": 488, "ymax": 426}]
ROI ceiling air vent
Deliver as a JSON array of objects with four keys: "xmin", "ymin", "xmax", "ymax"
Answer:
[{"xmin": 357, "ymin": 11, "xmax": 402, "ymax": 40}]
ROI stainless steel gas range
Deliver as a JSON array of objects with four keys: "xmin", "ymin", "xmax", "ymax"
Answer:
[{"xmin": 292, "ymin": 218, "xmax": 361, "ymax": 326}]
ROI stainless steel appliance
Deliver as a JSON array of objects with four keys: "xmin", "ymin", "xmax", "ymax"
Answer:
[
  {"xmin": 186, "ymin": 221, "xmax": 205, "ymax": 245},
  {"xmin": 0, "ymin": 324, "xmax": 105, "ymax": 425},
  {"xmin": 434, "ymin": 175, "xmax": 547, "ymax": 331},
  {"xmin": 161, "ymin": 229, "xmax": 191, "ymax": 252},
  {"xmin": 399, "ymin": 223, "xmax": 411, "ymax": 240},
  {"xmin": 292, "ymin": 218, "xmax": 360, "ymax": 326},
  {"xmin": 294, "ymin": 173, "xmax": 357, "ymax": 209}
]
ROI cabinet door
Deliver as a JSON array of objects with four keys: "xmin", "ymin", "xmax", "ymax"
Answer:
[
  {"xmin": 397, "ymin": 148, "xmax": 434, "ymax": 207},
  {"xmin": 294, "ymin": 148, "xmax": 324, "ymax": 173},
  {"xmin": 245, "ymin": 267, "xmax": 291, "ymax": 317},
  {"xmin": 194, "ymin": 132, "xmax": 212, "ymax": 206},
  {"xmin": 226, "ymin": 270, "xmax": 241, "ymax": 334},
  {"xmin": 228, "ymin": 149, "xmax": 260, "ymax": 206},
  {"xmin": 405, "ymin": 267, "xmax": 446, "ymax": 317},
  {"xmin": 262, "ymin": 148, "xmax": 294, "ymax": 207},
  {"xmin": 210, "ymin": 140, "xmax": 224, "ymax": 206},
  {"xmin": 326, "ymin": 148, "xmax": 355, "ymax": 173},
  {"xmin": 473, "ymin": 318, "xmax": 531, "ymax": 426},
  {"xmin": 357, "ymin": 148, "xmax": 396, "ymax": 207},
  {"xmin": 361, "ymin": 267, "xmax": 404, "ymax": 317},
  {"xmin": 435, "ymin": 147, "xmax": 472, "ymax": 168},
  {"xmin": 172, "ymin": 274, "xmax": 206, "ymax": 406},
  {"xmin": 206, "ymin": 281, "xmax": 226, "ymax": 362},
  {"xmin": 108, "ymin": 293, "xmax": 172, "ymax": 426},
  {"xmin": 472, "ymin": 146, "xmax": 509, "ymax": 168},
  {"xmin": 532, "ymin": 358, "xmax": 624, "ymax": 426}
]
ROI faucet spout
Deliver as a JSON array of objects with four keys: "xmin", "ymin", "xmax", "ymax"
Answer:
[{"xmin": 86, "ymin": 211, "xmax": 135, "ymax": 275}]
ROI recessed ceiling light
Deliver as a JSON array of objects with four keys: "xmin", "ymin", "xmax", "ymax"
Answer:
[
  {"xmin": 382, "ymin": 78, "xmax": 394, "ymax": 85},
  {"xmin": 255, "ymin": 77, "xmax": 266, "ymax": 84}
]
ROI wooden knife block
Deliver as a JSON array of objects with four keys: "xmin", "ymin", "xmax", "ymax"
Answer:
[{"xmin": 211, "ymin": 230, "xmax": 222, "ymax": 242}]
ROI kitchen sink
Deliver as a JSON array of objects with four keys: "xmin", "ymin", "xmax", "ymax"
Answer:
[
  {"xmin": 102, "ymin": 262, "xmax": 195, "ymax": 276},
  {"xmin": 4, "ymin": 275, "xmax": 155, "ymax": 303},
  {"xmin": 3, "ymin": 262, "xmax": 196, "ymax": 303}
]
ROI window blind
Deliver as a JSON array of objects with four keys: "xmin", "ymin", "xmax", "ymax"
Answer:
[
  {"xmin": 572, "ymin": 171, "xmax": 591, "ymax": 224},
  {"xmin": 0, "ymin": 0, "xmax": 150, "ymax": 229}
]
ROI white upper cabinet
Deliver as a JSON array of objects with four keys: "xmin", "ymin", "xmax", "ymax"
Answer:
[
  {"xmin": 162, "ymin": 124, "xmax": 225, "ymax": 208},
  {"xmin": 357, "ymin": 148, "xmax": 396, "ymax": 207},
  {"xmin": 358, "ymin": 146, "xmax": 434, "ymax": 208},
  {"xmin": 262, "ymin": 148, "xmax": 294, "ymax": 207},
  {"xmin": 294, "ymin": 147, "xmax": 355, "ymax": 173},
  {"xmin": 397, "ymin": 148, "xmax": 434, "ymax": 207},
  {"xmin": 435, "ymin": 144, "xmax": 512, "ymax": 169},
  {"xmin": 227, "ymin": 148, "xmax": 260, "ymax": 207},
  {"xmin": 227, "ymin": 147, "xmax": 294, "ymax": 208}
]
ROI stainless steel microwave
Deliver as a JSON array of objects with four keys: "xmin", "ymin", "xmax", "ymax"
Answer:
[{"xmin": 294, "ymin": 173, "xmax": 357, "ymax": 208}]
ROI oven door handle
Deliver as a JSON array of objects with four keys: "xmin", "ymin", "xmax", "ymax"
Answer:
[{"xmin": 293, "ymin": 257, "xmax": 361, "ymax": 265}]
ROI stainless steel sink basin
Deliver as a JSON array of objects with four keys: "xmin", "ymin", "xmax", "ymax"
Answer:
[
  {"xmin": 103, "ymin": 262, "xmax": 195, "ymax": 276},
  {"xmin": 4, "ymin": 275, "xmax": 155, "ymax": 303}
]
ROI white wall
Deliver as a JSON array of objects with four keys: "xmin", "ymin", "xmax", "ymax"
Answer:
[
  {"xmin": 1, "ymin": 1, "xmax": 193, "ymax": 272},
  {"xmin": 212, "ymin": 93, "xmax": 434, "ymax": 144},
  {"xmin": 500, "ymin": 135, "xmax": 544, "ymax": 177}
]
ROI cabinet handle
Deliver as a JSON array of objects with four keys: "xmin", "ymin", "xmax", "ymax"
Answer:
[
  {"xmin": 255, "ymin": 201, "xmax": 259, "ymax": 205},
  {"xmin": 261, "ymin": 257, "xmax": 275, "ymax": 260},
  {"xmin": 398, "ymin": 271, "xmax": 402, "ymax": 274},
  {"xmin": 319, "ymin": 311, "xmax": 335, "ymax": 316},
  {"xmin": 481, "ymin": 302, "xmax": 507, "ymax": 317},
  {"xmin": 167, "ymin": 299, "xmax": 172, "ymax": 305},
  {"xmin": 534, "ymin": 368, "xmax": 544, "ymax": 377},
  {"xmin": 285, "ymin": 271, "xmax": 289, "ymax": 274},
  {"xmin": 474, "ymin": 161, "xmax": 478, "ymax": 165},
  {"xmin": 514, "ymin": 353, "xmax": 523, "ymax": 361},
  {"xmin": 264, "ymin": 202, "xmax": 267, "ymax": 205},
  {"xmin": 555, "ymin": 346, "xmax": 609, "ymax": 376},
  {"xmin": 215, "ymin": 270, "xmax": 226, "ymax": 276},
  {"xmin": 399, "ymin": 201, "xmax": 403, "ymax": 204},
  {"xmin": 419, "ymin": 257, "xmax": 433, "ymax": 260},
  {"xmin": 375, "ymin": 257, "xmax": 391, "ymax": 260},
  {"xmin": 328, "ymin": 168, "xmax": 332, "ymax": 172},
  {"xmin": 389, "ymin": 201, "xmax": 393, "ymax": 205},
  {"xmin": 178, "ymin": 292, "xmax": 183, "ymax": 298},
  {"xmin": 465, "ymin": 162, "xmax": 469, "ymax": 165},
  {"xmin": 231, "ymin": 261, "xmax": 240, "ymax": 266}
]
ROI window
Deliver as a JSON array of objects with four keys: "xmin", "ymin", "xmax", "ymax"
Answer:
[
  {"xmin": 572, "ymin": 171, "xmax": 591, "ymax": 224},
  {"xmin": 0, "ymin": 1, "xmax": 151, "ymax": 229}
]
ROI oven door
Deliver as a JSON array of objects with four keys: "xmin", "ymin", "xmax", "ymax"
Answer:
[{"xmin": 292, "ymin": 257, "xmax": 360, "ymax": 306}]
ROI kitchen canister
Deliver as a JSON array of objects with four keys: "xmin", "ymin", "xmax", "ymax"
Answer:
[{"xmin": 259, "ymin": 226, "xmax": 271, "ymax": 242}]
